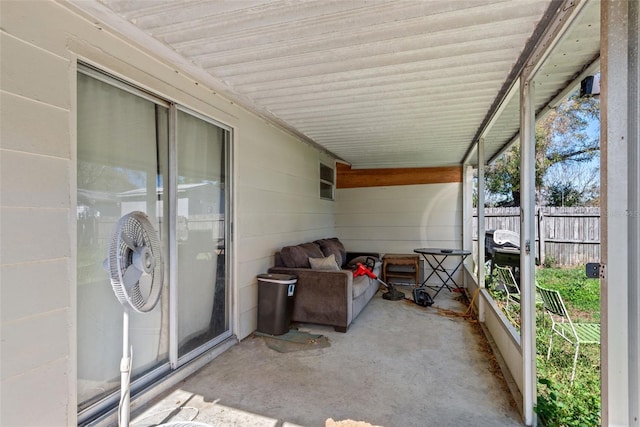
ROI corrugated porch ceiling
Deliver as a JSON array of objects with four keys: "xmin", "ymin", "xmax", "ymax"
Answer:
[{"xmin": 75, "ymin": 0, "xmax": 600, "ymax": 169}]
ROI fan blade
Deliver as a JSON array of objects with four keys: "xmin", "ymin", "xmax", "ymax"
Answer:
[
  {"xmin": 137, "ymin": 272, "xmax": 153, "ymax": 300},
  {"xmin": 122, "ymin": 264, "xmax": 143, "ymax": 289},
  {"xmin": 120, "ymin": 228, "xmax": 138, "ymax": 250}
]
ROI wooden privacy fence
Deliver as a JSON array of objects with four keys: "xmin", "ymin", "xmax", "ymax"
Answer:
[{"xmin": 473, "ymin": 206, "xmax": 600, "ymax": 266}]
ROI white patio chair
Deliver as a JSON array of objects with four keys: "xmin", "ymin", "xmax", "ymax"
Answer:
[{"xmin": 536, "ymin": 284, "xmax": 600, "ymax": 384}]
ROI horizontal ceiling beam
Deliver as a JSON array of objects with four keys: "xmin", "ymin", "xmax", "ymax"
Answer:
[{"xmin": 336, "ymin": 164, "xmax": 462, "ymax": 188}]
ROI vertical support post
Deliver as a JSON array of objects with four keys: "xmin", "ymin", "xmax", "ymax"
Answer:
[
  {"xmin": 601, "ymin": 1, "xmax": 639, "ymax": 425},
  {"xmin": 538, "ymin": 208, "xmax": 545, "ymax": 266},
  {"xmin": 477, "ymin": 139, "xmax": 486, "ymax": 323},
  {"xmin": 520, "ymin": 77, "xmax": 537, "ymax": 426},
  {"xmin": 462, "ymin": 164, "xmax": 474, "ymax": 280},
  {"xmin": 628, "ymin": 3, "xmax": 640, "ymax": 425}
]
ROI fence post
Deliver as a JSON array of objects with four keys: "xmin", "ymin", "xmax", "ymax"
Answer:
[{"xmin": 538, "ymin": 207, "xmax": 545, "ymax": 265}]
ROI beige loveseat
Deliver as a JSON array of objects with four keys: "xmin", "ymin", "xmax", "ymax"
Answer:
[{"xmin": 268, "ymin": 238, "xmax": 381, "ymax": 332}]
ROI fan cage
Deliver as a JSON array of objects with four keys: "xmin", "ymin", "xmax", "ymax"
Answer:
[{"xmin": 108, "ymin": 211, "xmax": 163, "ymax": 313}]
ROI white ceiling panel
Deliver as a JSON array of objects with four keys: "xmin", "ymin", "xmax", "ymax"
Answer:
[
  {"xmin": 481, "ymin": 0, "xmax": 600, "ymax": 165},
  {"xmin": 78, "ymin": 0, "xmax": 598, "ymax": 169}
]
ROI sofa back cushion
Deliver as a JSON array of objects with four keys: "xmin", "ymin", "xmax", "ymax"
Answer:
[
  {"xmin": 300, "ymin": 242, "xmax": 325, "ymax": 259},
  {"xmin": 315, "ymin": 238, "xmax": 347, "ymax": 267},
  {"xmin": 281, "ymin": 242, "xmax": 325, "ymax": 268}
]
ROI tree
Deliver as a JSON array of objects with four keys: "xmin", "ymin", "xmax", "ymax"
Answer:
[
  {"xmin": 546, "ymin": 182, "xmax": 583, "ymax": 207},
  {"xmin": 78, "ymin": 162, "xmax": 141, "ymax": 192},
  {"xmin": 543, "ymin": 159, "xmax": 600, "ymax": 206},
  {"xmin": 483, "ymin": 92, "xmax": 599, "ymax": 207}
]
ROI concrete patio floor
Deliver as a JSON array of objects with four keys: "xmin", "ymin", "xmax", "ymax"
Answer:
[{"xmin": 132, "ymin": 287, "xmax": 522, "ymax": 427}]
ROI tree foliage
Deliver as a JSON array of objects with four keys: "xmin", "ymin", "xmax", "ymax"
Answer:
[
  {"xmin": 545, "ymin": 182, "xmax": 584, "ymax": 207},
  {"xmin": 484, "ymin": 93, "xmax": 600, "ymax": 207},
  {"xmin": 78, "ymin": 162, "xmax": 141, "ymax": 192}
]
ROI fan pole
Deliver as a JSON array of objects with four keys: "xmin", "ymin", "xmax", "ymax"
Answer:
[{"xmin": 120, "ymin": 310, "xmax": 131, "ymax": 426}]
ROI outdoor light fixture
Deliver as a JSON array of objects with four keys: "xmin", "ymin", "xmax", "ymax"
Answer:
[{"xmin": 580, "ymin": 74, "xmax": 600, "ymax": 97}]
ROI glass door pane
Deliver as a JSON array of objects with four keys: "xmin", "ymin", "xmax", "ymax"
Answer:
[
  {"xmin": 76, "ymin": 72, "xmax": 170, "ymax": 411},
  {"xmin": 176, "ymin": 110, "xmax": 229, "ymax": 358}
]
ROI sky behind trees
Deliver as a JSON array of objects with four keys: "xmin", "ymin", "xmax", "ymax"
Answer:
[{"xmin": 480, "ymin": 91, "xmax": 600, "ymax": 208}]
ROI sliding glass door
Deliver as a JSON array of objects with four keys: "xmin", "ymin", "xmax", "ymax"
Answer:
[
  {"xmin": 176, "ymin": 109, "xmax": 229, "ymax": 359},
  {"xmin": 76, "ymin": 67, "xmax": 232, "ymax": 419}
]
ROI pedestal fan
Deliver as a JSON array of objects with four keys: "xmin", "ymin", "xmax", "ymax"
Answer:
[
  {"xmin": 105, "ymin": 211, "xmax": 164, "ymax": 426},
  {"xmin": 106, "ymin": 211, "xmax": 215, "ymax": 426}
]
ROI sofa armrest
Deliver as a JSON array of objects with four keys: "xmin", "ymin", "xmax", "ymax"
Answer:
[{"xmin": 267, "ymin": 266, "xmax": 353, "ymax": 332}]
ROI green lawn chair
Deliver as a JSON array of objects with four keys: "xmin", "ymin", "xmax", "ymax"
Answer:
[
  {"xmin": 536, "ymin": 284, "xmax": 600, "ymax": 384},
  {"xmin": 493, "ymin": 265, "xmax": 521, "ymax": 309}
]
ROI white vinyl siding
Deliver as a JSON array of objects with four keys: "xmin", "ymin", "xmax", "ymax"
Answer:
[{"xmin": 336, "ymin": 183, "xmax": 462, "ymax": 280}]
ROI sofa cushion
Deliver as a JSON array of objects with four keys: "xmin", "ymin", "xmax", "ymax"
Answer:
[
  {"xmin": 309, "ymin": 254, "xmax": 341, "ymax": 271},
  {"xmin": 329, "ymin": 238, "xmax": 347, "ymax": 265},
  {"xmin": 281, "ymin": 245, "xmax": 311, "ymax": 268},
  {"xmin": 299, "ymin": 242, "xmax": 325, "ymax": 259},
  {"xmin": 281, "ymin": 242, "xmax": 325, "ymax": 268},
  {"xmin": 315, "ymin": 238, "xmax": 346, "ymax": 267},
  {"xmin": 352, "ymin": 274, "xmax": 372, "ymax": 299}
]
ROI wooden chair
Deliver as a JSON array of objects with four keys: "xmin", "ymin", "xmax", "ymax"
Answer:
[{"xmin": 536, "ymin": 284, "xmax": 600, "ymax": 384}]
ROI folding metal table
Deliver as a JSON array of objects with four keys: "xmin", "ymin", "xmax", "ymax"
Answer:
[{"xmin": 413, "ymin": 248, "xmax": 471, "ymax": 298}]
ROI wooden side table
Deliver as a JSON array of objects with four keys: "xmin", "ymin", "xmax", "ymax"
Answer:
[{"xmin": 382, "ymin": 253, "xmax": 420, "ymax": 285}]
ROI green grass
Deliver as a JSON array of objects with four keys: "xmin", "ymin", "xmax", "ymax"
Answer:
[
  {"xmin": 487, "ymin": 266, "xmax": 601, "ymax": 426},
  {"xmin": 535, "ymin": 266, "xmax": 601, "ymax": 426},
  {"xmin": 535, "ymin": 267, "xmax": 600, "ymax": 322}
]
